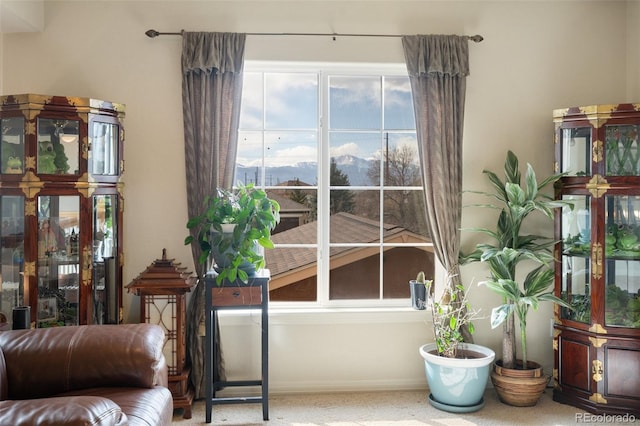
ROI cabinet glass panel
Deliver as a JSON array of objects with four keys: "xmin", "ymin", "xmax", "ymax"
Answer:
[
  {"xmin": 90, "ymin": 122, "xmax": 119, "ymax": 176},
  {"xmin": 1, "ymin": 117, "xmax": 25, "ymax": 174},
  {"xmin": 561, "ymin": 127, "xmax": 591, "ymax": 176},
  {"xmin": 561, "ymin": 194, "xmax": 591, "ymax": 322},
  {"xmin": 92, "ymin": 194, "xmax": 118, "ymax": 324},
  {"xmin": 37, "ymin": 118, "xmax": 80, "ymax": 175},
  {"xmin": 604, "ymin": 195, "xmax": 640, "ymax": 328},
  {"xmin": 0, "ymin": 195, "xmax": 25, "ymax": 329},
  {"xmin": 37, "ymin": 195, "xmax": 80, "ymax": 327},
  {"xmin": 605, "ymin": 124, "xmax": 640, "ymax": 176}
]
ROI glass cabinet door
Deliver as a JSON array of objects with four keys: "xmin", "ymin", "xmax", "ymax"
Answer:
[
  {"xmin": 560, "ymin": 126, "xmax": 592, "ymax": 176},
  {"xmin": 604, "ymin": 195, "xmax": 640, "ymax": 329},
  {"xmin": 561, "ymin": 194, "xmax": 592, "ymax": 323},
  {"xmin": 92, "ymin": 194, "xmax": 119, "ymax": 324},
  {"xmin": 0, "ymin": 195, "xmax": 25, "ymax": 329},
  {"xmin": 90, "ymin": 121, "xmax": 119, "ymax": 176},
  {"xmin": 37, "ymin": 118, "xmax": 80, "ymax": 175},
  {"xmin": 1, "ymin": 116, "xmax": 25, "ymax": 175},
  {"xmin": 605, "ymin": 123, "xmax": 640, "ymax": 176},
  {"xmin": 37, "ymin": 195, "xmax": 80, "ymax": 326}
]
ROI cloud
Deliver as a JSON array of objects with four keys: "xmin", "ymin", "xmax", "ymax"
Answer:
[
  {"xmin": 267, "ymin": 144, "xmax": 317, "ymax": 167},
  {"xmin": 330, "ymin": 142, "xmax": 359, "ymax": 157}
]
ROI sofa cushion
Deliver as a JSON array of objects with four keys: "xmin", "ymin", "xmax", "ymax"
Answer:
[
  {"xmin": 0, "ymin": 395, "xmax": 127, "ymax": 426},
  {"xmin": 0, "ymin": 324, "xmax": 166, "ymax": 399},
  {"xmin": 59, "ymin": 387, "xmax": 173, "ymax": 426}
]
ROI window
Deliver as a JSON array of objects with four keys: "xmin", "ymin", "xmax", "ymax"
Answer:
[{"xmin": 237, "ymin": 62, "xmax": 434, "ymax": 306}]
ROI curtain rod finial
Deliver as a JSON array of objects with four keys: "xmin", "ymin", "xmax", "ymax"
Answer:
[
  {"xmin": 145, "ymin": 29, "xmax": 160, "ymax": 38},
  {"xmin": 470, "ymin": 34, "xmax": 483, "ymax": 42}
]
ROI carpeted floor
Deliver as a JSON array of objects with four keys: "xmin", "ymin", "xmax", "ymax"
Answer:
[{"xmin": 171, "ymin": 388, "xmax": 625, "ymax": 425}]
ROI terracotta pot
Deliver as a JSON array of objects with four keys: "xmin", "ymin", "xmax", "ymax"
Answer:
[{"xmin": 490, "ymin": 359, "xmax": 549, "ymax": 407}]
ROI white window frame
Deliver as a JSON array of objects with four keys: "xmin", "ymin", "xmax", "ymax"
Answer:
[{"xmin": 241, "ymin": 60, "xmax": 435, "ymax": 309}]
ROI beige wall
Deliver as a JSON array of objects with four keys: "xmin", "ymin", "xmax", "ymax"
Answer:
[
  {"xmin": 629, "ymin": 0, "xmax": 640, "ymax": 100},
  {"xmin": 0, "ymin": 0, "xmax": 636, "ymax": 394}
]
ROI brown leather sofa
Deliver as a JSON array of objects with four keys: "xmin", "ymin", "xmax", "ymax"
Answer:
[{"xmin": 0, "ymin": 323, "xmax": 173, "ymax": 425}]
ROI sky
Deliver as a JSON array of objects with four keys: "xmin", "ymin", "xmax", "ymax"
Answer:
[{"xmin": 237, "ymin": 71, "xmax": 416, "ymax": 172}]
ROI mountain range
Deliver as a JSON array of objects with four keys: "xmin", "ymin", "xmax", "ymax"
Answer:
[{"xmin": 235, "ymin": 154, "xmax": 375, "ymax": 187}]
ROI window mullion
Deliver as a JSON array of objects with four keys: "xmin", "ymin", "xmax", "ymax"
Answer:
[{"xmin": 318, "ymin": 70, "xmax": 330, "ymax": 305}]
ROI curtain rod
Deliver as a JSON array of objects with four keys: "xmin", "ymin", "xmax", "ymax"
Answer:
[{"xmin": 144, "ymin": 29, "xmax": 483, "ymax": 42}]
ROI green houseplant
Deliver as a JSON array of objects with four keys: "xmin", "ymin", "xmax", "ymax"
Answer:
[
  {"xmin": 415, "ymin": 272, "xmax": 495, "ymax": 413},
  {"xmin": 185, "ymin": 183, "xmax": 280, "ymax": 285},
  {"xmin": 460, "ymin": 150, "xmax": 572, "ymax": 406}
]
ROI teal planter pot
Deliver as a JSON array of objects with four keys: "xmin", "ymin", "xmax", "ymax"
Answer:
[{"xmin": 419, "ymin": 342, "xmax": 495, "ymax": 413}]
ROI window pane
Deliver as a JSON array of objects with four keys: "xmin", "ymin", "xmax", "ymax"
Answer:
[
  {"xmin": 265, "ymin": 131, "xmax": 318, "ymax": 186},
  {"xmin": 329, "ymin": 76, "xmax": 381, "ymax": 130},
  {"xmin": 330, "ymin": 251, "xmax": 381, "ymax": 300},
  {"xmin": 240, "ymin": 73, "xmax": 264, "ymax": 129},
  {"xmin": 266, "ymin": 247, "xmax": 317, "ymax": 302},
  {"xmin": 265, "ymin": 73, "xmax": 318, "ymax": 129},
  {"xmin": 380, "ymin": 133, "xmax": 420, "ymax": 187},
  {"xmin": 237, "ymin": 131, "xmax": 263, "ymax": 185},
  {"xmin": 329, "ymin": 190, "xmax": 379, "ymax": 244},
  {"xmin": 268, "ymin": 188, "xmax": 316, "ymax": 236},
  {"xmin": 383, "ymin": 247, "xmax": 434, "ymax": 299},
  {"xmin": 329, "ymin": 132, "xmax": 380, "ymax": 186},
  {"xmin": 384, "ymin": 76, "xmax": 415, "ymax": 130},
  {"xmin": 383, "ymin": 189, "xmax": 429, "ymax": 239}
]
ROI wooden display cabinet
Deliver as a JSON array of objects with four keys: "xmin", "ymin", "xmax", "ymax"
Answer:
[
  {"xmin": 0, "ymin": 94, "xmax": 124, "ymax": 328},
  {"xmin": 553, "ymin": 103, "xmax": 640, "ymax": 415}
]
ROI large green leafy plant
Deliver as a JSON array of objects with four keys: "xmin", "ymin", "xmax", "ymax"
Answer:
[
  {"xmin": 185, "ymin": 183, "xmax": 280, "ymax": 285},
  {"xmin": 461, "ymin": 151, "xmax": 572, "ymax": 368}
]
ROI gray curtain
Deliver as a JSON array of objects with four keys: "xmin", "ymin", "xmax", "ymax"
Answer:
[
  {"xmin": 182, "ymin": 31, "xmax": 246, "ymax": 399},
  {"xmin": 401, "ymin": 35, "xmax": 471, "ymax": 339}
]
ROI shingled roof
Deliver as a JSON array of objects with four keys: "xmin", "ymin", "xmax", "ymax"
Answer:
[{"xmin": 265, "ymin": 212, "xmax": 432, "ymax": 288}]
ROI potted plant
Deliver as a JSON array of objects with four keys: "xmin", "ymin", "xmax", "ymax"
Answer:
[
  {"xmin": 185, "ymin": 182, "xmax": 280, "ymax": 285},
  {"xmin": 409, "ymin": 271, "xmax": 427, "ymax": 310},
  {"xmin": 416, "ymin": 272, "xmax": 495, "ymax": 413},
  {"xmin": 461, "ymin": 150, "xmax": 572, "ymax": 406}
]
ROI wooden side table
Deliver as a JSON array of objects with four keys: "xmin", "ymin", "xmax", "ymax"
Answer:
[{"xmin": 204, "ymin": 269, "xmax": 269, "ymax": 423}]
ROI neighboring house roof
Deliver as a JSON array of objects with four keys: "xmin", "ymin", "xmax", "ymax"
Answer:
[
  {"xmin": 265, "ymin": 212, "xmax": 432, "ymax": 290},
  {"xmin": 270, "ymin": 194, "xmax": 310, "ymax": 213},
  {"xmin": 276, "ymin": 179, "xmax": 313, "ymax": 187}
]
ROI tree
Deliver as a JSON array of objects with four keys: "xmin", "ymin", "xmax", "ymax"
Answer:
[
  {"xmin": 329, "ymin": 159, "xmax": 355, "ymax": 214},
  {"xmin": 306, "ymin": 160, "xmax": 356, "ymax": 216},
  {"xmin": 287, "ymin": 178, "xmax": 309, "ymax": 205},
  {"xmin": 367, "ymin": 144, "xmax": 424, "ymax": 233}
]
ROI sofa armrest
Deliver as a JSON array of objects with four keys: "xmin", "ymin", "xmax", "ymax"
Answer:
[
  {"xmin": 0, "ymin": 396, "xmax": 127, "ymax": 426},
  {"xmin": 0, "ymin": 324, "xmax": 168, "ymax": 400}
]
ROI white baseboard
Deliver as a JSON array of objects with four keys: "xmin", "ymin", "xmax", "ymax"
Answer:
[{"xmin": 215, "ymin": 378, "xmax": 428, "ymax": 398}]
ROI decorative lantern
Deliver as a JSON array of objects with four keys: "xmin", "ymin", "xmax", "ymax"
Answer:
[{"xmin": 126, "ymin": 249, "xmax": 196, "ymax": 419}]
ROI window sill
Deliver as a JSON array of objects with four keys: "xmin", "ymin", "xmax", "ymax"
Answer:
[{"xmin": 217, "ymin": 305, "xmax": 429, "ymax": 325}]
